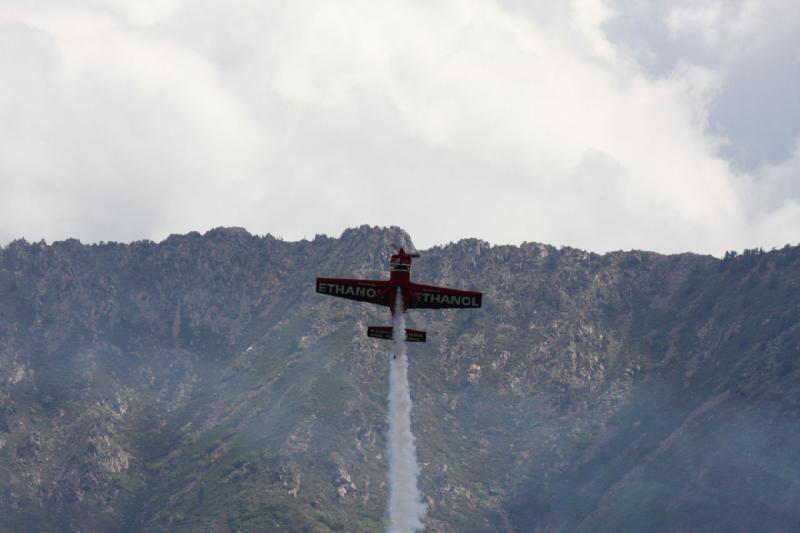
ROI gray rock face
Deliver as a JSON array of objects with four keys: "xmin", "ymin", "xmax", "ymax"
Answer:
[{"xmin": 1, "ymin": 226, "xmax": 799, "ymax": 532}]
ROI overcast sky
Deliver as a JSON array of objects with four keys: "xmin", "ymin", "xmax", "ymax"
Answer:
[{"xmin": 1, "ymin": 0, "xmax": 798, "ymax": 254}]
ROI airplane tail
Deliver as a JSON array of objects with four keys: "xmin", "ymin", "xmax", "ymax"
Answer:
[{"xmin": 367, "ymin": 326, "xmax": 426, "ymax": 343}]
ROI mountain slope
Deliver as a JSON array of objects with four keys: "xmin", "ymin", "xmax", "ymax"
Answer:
[{"xmin": 1, "ymin": 227, "xmax": 799, "ymax": 532}]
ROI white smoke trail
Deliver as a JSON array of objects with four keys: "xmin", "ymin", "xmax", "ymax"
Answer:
[{"xmin": 387, "ymin": 290, "xmax": 427, "ymax": 532}]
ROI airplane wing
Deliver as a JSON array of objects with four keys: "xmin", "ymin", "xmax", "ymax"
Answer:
[
  {"xmin": 409, "ymin": 282, "xmax": 482, "ymax": 309},
  {"xmin": 316, "ymin": 278, "xmax": 391, "ymax": 306}
]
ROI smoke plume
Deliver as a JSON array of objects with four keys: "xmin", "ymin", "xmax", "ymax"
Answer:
[{"xmin": 387, "ymin": 291, "xmax": 427, "ymax": 532}]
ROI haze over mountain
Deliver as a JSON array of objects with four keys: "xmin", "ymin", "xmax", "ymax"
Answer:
[{"xmin": 1, "ymin": 226, "xmax": 799, "ymax": 532}]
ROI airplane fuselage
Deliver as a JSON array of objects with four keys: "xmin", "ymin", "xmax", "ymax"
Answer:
[{"xmin": 387, "ymin": 267, "xmax": 411, "ymax": 314}]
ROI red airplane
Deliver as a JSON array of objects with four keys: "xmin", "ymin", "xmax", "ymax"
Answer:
[{"xmin": 316, "ymin": 247, "xmax": 482, "ymax": 343}]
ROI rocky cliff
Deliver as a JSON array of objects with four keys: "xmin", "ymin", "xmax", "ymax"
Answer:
[{"xmin": 1, "ymin": 226, "xmax": 799, "ymax": 532}]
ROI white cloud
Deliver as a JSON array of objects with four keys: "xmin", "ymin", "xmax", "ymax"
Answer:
[
  {"xmin": 607, "ymin": 0, "xmax": 800, "ymax": 170},
  {"xmin": 0, "ymin": 5, "xmax": 268, "ymax": 243},
  {"xmin": 666, "ymin": 2, "xmax": 725, "ymax": 44},
  {"xmin": 666, "ymin": 0, "xmax": 770, "ymax": 44},
  {"xmin": 88, "ymin": 0, "xmax": 183, "ymax": 27},
  {"xmin": 0, "ymin": 1, "xmax": 797, "ymax": 254}
]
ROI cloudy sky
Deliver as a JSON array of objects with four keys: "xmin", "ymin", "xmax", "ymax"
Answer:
[{"xmin": 1, "ymin": 0, "xmax": 798, "ymax": 254}]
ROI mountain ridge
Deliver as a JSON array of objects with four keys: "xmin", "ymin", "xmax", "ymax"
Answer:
[{"xmin": 1, "ymin": 226, "xmax": 798, "ymax": 532}]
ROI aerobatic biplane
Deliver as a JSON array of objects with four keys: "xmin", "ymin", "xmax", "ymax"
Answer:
[{"xmin": 316, "ymin": 247, "xmax": 482, "ymax": 345}]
